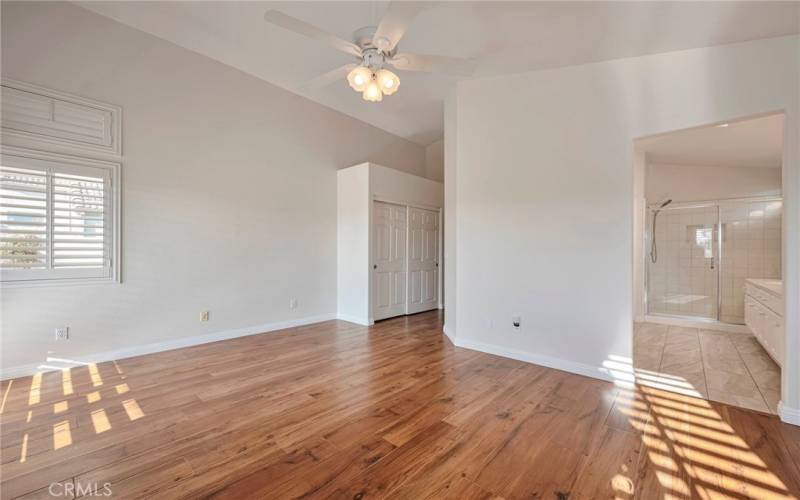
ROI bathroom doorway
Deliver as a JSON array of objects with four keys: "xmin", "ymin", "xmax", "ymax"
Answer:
[{"xmin": 632, "ymin": 113, "xmax": 785, "ymax": 414}]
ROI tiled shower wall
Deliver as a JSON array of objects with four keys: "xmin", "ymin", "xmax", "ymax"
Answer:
[
  {"xmin": 647, "ymin": 199, "xmax": 782, "ymax": 324},
  {"xmin": 719, "ymin": 199, "xmax": 782, "ymax": 323}
]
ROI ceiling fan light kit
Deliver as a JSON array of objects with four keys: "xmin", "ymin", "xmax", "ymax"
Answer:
[
  {"xmin": 264, "ymin": 3, "xmax": 475, "ymax": 104},
  {"xmin": 347, "ymin": 65, "xmax": 372, "ymax": 92},
  {"xmin": 348, "ymin": 66, "xmax": 400, "ymax": 101}
]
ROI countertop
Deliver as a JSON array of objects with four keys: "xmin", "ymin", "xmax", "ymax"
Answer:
[{"xmin": 745, "ymin": 278, "xmax": 783, "ymax": 297}]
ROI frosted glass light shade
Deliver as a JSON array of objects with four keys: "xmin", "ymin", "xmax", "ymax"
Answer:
[
  {"xmin": 376, "ymin": 69, "xmax": 400, "ymax": 95},
  {"xmin": 347, "ymin": 66, "xmax": 372, "ymax": 92},
  {"xmin": 363, "ymin": 80, "xmax": 383, "ymax": 102}
]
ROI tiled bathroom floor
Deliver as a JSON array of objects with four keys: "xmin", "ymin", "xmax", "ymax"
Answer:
[{"xmin": 633, "ymin": 322, "xmax": 781, "ymax": 414}]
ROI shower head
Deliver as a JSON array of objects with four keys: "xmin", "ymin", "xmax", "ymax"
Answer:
[{"xmin": 660, "ymin": 199, "xmax": 673, "ymax": 208}]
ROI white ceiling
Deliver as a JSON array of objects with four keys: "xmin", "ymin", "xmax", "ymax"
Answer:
[
  {"xmin": 77, "ymin": 1, "xmax": 800, "ymax": 146},
  {"xmin": 637, "ymin": 114, "xmax": 785, "ymax": 168}
]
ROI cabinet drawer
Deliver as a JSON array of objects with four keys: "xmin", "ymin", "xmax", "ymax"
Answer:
[{"xmin": 745, "ymin": 284, "xmax": 783, "ymax": 315}]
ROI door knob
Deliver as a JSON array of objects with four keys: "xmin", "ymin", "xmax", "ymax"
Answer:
[{"xmin": 373, "ymin": 264, "xmax": 377, "ymax": 269}]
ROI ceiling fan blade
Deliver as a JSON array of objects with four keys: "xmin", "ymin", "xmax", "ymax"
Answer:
[
  {"xmin": 298, "ymin": 64, "xmax": 357, "ymax": 92},
  {"xmin": 373, "ymin": 2, "xmax": 425, "ymax": 52},
  {"xmin": 388, "ymin": 53, "xmax": 476, "ymax": 77},
  {"xmin": 264, "ymin": 10, "xmax": 362, "ymax": 59}
]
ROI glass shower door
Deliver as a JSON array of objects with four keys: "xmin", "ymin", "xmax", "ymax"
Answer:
[{"xmin": 647, "ymin": 205, "xmax": 719, "ymax": 320}]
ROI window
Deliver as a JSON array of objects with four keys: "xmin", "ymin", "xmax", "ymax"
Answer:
[{"xmin": 0, "ymin": 148, "xmax": 119, "ymax": 285}]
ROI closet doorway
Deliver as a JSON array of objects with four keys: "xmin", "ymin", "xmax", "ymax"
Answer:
[{"xmin": 373, "ymin": 200, "xmax": 440, "ymax": 321}]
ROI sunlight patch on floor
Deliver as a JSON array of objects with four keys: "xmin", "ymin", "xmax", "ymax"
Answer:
[{"xmin": 607, "ymin": 355, "xmax": 794, "ymax": 498}]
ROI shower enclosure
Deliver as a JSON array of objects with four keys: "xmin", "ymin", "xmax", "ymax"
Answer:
[{"xmin": 646, "ymin": 197, "xmax": 782, "ymax": 324}]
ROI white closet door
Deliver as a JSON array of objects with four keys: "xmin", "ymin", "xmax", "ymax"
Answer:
[
  {"xmin": 407, "ymin": 207, "xmax": 439, "ymax": 314},
  {"xmin": 373, "ymin": 201, "xmax": 407, "ymax": 320}
]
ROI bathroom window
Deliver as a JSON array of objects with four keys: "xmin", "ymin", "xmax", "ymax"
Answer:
[{"xmin": 694, "ymin": 227, "xmax": 713, "ymax": 259}]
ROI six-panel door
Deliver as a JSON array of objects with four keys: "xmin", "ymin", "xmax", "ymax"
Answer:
[
  {"xmin": 373, "ymin": 201, "xmax": 408, "ymax": 321},
  {"xmin": 407, "ymin": 207, "xmax": 439, "ymax": 314}
]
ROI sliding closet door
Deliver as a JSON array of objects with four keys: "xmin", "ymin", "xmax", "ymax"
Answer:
[
  {"xmin": 373, "ymin": 201, "xmax": 407, "ymax": 320},
  {"xmin": 407, "ymin": 207, "xmax": 439, "ymax": 314}
]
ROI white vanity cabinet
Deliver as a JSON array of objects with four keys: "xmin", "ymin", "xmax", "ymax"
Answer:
[{"xmin": 744, "ymin": 279, "xmax": 784, "ymax": 367}]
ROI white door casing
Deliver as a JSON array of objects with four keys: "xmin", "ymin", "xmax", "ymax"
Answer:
[
  {"xmin": 407, "ymin": 207, "xmax": 439, "ymax": 314},
  {"xmin": 373, "ymin": 201, "xmax": 407, "ymax": 320}
]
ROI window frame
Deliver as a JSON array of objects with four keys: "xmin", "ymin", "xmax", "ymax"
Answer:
[{"xmin": 1, "ymin": 146, "xmax": 120, "ymax": 287}]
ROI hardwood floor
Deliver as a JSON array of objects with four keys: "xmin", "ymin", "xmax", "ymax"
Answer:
[{"xmin": 2, "ymin": 311, "xmax": 800, "ymax": 499}]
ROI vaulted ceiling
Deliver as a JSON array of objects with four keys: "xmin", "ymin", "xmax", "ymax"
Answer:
[{"xmin": 78, "ymin": 1, "xmax": 800, "ymax": 146}]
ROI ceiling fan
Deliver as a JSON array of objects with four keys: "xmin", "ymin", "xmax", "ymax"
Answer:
[{"xmin": 264, "ymin": 3, "xmax": 475, "ymax": 102}]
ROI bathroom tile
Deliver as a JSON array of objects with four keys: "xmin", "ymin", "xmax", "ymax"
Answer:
[
  {"xmin": 730, "ymin": 335, "xmax": 763, "ymax": 355},
  {"xmin": 698, "ymin": 334, "xmax": 737, "ymax": 354},
  {"xmin": 630, "ymin": 320, "xmax": 780, "ymax": 416},
  {"xmin": 707, "ymin": 389, "xmax": 770, "ymax": 414},
  {"xmin": 633, "ymin": 352, "xmax": 663, "ymax": 372},
  {"xmin": 739, "ymin": 350, "xmax": 779, "ymax": 374},
  {"xmin": 665, "ymin": 326, "xmax": 699, "ymax": 339},
  {"xmin": 678, "ymin": 372, "xmax": 708, "ymax": 398},
  {"xmin": 634, "ymin": 327, "xmax": 666, "ymax": 346},
  {"xmin": 660, "ymin": 350, "xmax": 703, "ymax": 371},
  {"xmin": 704, "ymin": 370, "xmax": 760, "ymax": 398},
  {"xmin": 762, "ymin": 389, "xmax": 781, "ymax": 414},
  {"xmin": 751, "ymin": 368, "xmax": 781, "ymax": 392},
  {"xmin": 638, "ymin": 370, "xmax": 706, "ymax": 399},
  {"xmin": 702, "ymin": 353, "xmax": 749, "ymax": 375}
]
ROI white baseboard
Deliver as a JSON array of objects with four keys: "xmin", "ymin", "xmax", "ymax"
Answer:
[
  {"xmin": 442, "ymin": 323, "xmax": 455, "ymax": 344},
  {"xmin": 779, "ymin": 402, "xmax": 800, "ymax": 426},
  {"xmin": 453, "ymin": 337, "xmax": 614, "ymax": 383},
  {"xmin": 336, "ymin": 314, "xmax": 373, "ymax": 326},
  {"xmin": 1, "ymin": 313, "xmax": 337, "ymax": 380},
  {"xmin": 643, "ymin": 314, "xmax": 751, "ymax": 334}
]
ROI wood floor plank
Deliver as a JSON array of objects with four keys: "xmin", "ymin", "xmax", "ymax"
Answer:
[{"xmin": 2, "ymin": 311, "xmax": 799, "ymax": 499}]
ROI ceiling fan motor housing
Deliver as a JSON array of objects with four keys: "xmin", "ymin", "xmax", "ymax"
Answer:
[
  {"xmin": 352, "ymin": 26, "xmax": 377, "ymax": 49},
  {"xmin": 362, "ymin": 48, "xmax": 386, "ymax": 70},
  {"xmin": 353, "ymin": 26, "xmax": 393, "ymax": 69}
]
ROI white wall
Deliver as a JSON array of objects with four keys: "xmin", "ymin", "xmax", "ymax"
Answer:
[
  {"xmin": 425, "ymin": 139, "xmax": 444, "ymax": 183},
  {"xmin": 453, "ymin": 36, "xmax": 800, "ymax": 422},
  {"xmin": 371, "ymin": 164, "xmax": 444, "ymax": 209},
  {"xmin": 336, "ymin": 163, "xmax": 443, "ymax": 325},
  {"xmin": 647, "ymin": 163, "xmax": 782, "ymax": 203},
  {"xmin": 0, "ymin": 2, "xmax": 427, "ymax": 375},
  {"xmin": 632, "ymin": 148, "xmax": 647, "ymax": 320},
  {"xmin": 336, "ymin": 164, "xmax": 371, "ymax": 324},
  {"xmin": 443, "ymin": 93, "xmax": 457, "ymax": 342}
]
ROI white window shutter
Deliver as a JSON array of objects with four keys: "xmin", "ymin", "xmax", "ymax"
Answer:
[
  {"xmin": 0, "ymin": 165, "xmax": 48, "ymax": 270},
  {"xmin": 0, "ymin": 149, "xmax": 118, "ymax": 284},
  {"xmin": 52, "ymin": 170, "xmax": 108, "ymax": 270}
]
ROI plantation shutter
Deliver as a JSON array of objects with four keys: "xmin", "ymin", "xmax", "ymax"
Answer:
[
  {"xmin": 0, "ymin": 153, "xmax": 113, "ymax": 282},
  {"xmin": 0, "ymin": 164, "xmax": 48, "ymax": 270}
]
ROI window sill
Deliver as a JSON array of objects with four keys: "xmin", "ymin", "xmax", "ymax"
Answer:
[{"xmin": 0, "ymin": 276, "xmax": 121, "ymax": 289}]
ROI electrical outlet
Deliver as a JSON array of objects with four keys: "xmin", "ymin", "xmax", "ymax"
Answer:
[
  {"xmin": 512, "ymin": 316, "xmax": 521, "ymax": 330},
  {"xmin": 55, "ymin": 327, "xmax": 69, "ymax": 341},
  {"xmin": 200, "ymin": 311, "xmax": 209, "ymax": 322},
  {"xmin": 289, "ymin": 298, "xmax": 298, "ymax": 310}
]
